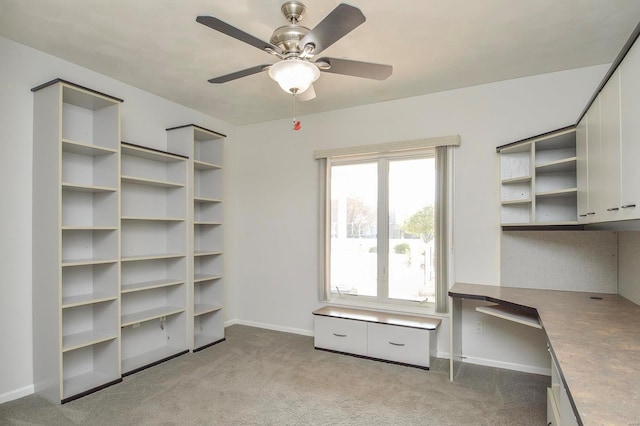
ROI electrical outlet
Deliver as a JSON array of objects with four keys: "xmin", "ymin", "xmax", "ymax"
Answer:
[{"xmin": 474, "ymin": 320, "xmax": 484, "ymax": 334}]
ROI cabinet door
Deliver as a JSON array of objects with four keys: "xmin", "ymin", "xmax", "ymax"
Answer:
[
  {"xmin": 586, "ymin": 96, "xmax": 603, "ymax": 222},
  {"xmin": 620, "ymin": 40, "xmax": 640, "ymax": 220},
  {"xmin": 598, "ymin": 69, "xmax": 622, "ymax": 222},
  {"xmin": 576, "ymin": 116, "xmax": 589, "ymax": 223}
]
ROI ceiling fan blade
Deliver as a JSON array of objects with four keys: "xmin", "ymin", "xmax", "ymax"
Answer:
[
  {"xmin": 208, "ymin": 65, "xmax": 271, "ymax": 83},
  {"xmin": 316, "ymin": 57, "xmax": 392, "ymax": 80},
  {"xmin": 299, "ymin": 4, "xmax": 365, "ymax": 56},
  {"xmin": 196, "ymin": 15, "xmax": 282, "ymax": 55},
  {"xmin": 298, "ymin": 84, "xmax": 316, "ymax": 102}
]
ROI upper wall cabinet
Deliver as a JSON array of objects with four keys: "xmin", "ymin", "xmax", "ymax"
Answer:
[
  {"xmin": 620, "ymin": 37, "xmax": 640, "ymax": 221},
  {"xmin": 577, "ymin": 38, "xmax": 640, "ymax": 224},
  {"xmin": 498, "ymin": 128, "xmax": 577, "ymax": 227}
]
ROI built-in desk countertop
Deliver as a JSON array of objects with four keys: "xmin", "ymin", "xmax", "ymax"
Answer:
[{"xmin": 449, "ymin": 282, "xmax": 640, "ymax": 425}]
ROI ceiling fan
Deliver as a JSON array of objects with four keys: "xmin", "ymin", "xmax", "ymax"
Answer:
[{"xmin": 196, "ymin": 1, "xmax": 393, "ymax": 101}]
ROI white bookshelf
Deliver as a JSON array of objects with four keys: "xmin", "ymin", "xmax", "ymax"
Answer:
[
  {"xmin": 167, "ymin": 125, "xmax": 226, "ymax": 351},
  {"xmin": 498, "ymin": 128, "xmax": 578, "ymax": 226},
  {"xmin": 119, "ymin": 142, "xmax": 189, "ymax": 375},
  {"xmin": 32, "ymin": 79, "xmax": 122, "ymax": 403}
]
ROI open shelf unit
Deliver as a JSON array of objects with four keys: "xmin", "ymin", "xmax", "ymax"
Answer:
[
  {"xmin": 32, "ymin": 79, "xmax": 122, "ymax": 403},
  {"xmin": 167, "ymin": 124, "xmax": 226, "ymax": 351},
  {"xmin": 498, "ymin": 128, "xmax": 577, "ymax": 226},
  {"xmin": 119, "ymin": 142, "xmax": 189, "ymax": 375}
]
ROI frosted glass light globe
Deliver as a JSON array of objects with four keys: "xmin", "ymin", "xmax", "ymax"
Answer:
[{"xmin": 268, "ymin": 59, "xmax": 320, "ymax": 94}]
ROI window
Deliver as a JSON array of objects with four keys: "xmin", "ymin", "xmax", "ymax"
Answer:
[
  {"xmin": 316, "ymin": 137, "xmax": 458, "ymax": 314},
  {"xmin": 330, "ymin": 155, "xmax": 436, "ymax": 304}
]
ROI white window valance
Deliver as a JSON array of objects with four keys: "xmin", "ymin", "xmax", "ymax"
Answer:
[{"xmin": 313, "ymin": 135, "xmax": 461, "ymax": 160}]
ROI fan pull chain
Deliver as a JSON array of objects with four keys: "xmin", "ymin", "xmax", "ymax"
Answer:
[{"xmin": 292, "ymin": 93, "xmax": 301, "ymax": 131}]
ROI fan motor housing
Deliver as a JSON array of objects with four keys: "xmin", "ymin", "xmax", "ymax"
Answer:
[{"xmin": 270, "ymin": 24, "xmax": 310, "ymax": 54}]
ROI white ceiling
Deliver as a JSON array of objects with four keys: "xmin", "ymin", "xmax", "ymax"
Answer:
[{"xmin": 1, "ymin": 0, "xmax": 640, "ymax": 125}]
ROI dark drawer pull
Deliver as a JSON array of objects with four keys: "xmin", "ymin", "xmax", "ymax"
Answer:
[
  {"xmin": 607, "ymin": 207, "xmax": 619, "ymax": 211},
  {"xmin": 578, "ymin": 214, "xmax": 588, "ymax": 217},
  {"xmin": 587, "ymin": 212, "xmax": 596, "ymax": 216},
  {"xmin": 622, "ymin": 204, "xmax": 636, "ymax": 209},
  {"xmin": 333, "ymin": 333, "xmax": 347, "ymax": 337},
  {"xmin": 389, "ymin": 342, "xmax": 405, "ymax": 347}
]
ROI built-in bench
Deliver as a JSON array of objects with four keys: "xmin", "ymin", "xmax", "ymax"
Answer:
[{"xmin": 312, "ymin": 306, "xmax": 441, "ymax": 369}]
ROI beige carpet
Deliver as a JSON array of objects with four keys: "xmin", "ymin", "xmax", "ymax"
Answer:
[{"xmin": 0, "ymin": 325, "xmax": 548, "ymax": 425}]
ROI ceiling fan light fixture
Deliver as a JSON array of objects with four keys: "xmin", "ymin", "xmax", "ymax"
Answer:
[{"xmin": 268, "ymin": 59, "xmax": 320, "ymax": 94}]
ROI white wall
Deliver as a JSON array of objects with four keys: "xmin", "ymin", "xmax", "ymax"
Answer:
[
  {"xmin": 229, "ymin": 64, "xmax": 609, "ymax": 370},
  {"xmin": 0, "ymin": 36, "xmax": 235, "ymax": 403}
]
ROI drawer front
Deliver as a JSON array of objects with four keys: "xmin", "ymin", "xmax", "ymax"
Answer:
[
  {"xmin": 367, "ymin": 323, "xmax": 430, "ymax": 367},
  {"xmin": 314, "ymin": 316, "xmax": 367, "ymax": 356}
]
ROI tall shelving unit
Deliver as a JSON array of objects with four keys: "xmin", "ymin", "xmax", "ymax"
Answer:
[
  {"xmin": 498, "ymin": 127, "xmax": 577, "ymax": 227},
  {"xmin": 120, "ymin": 143, "xmax": 189, "ymax": 375},
  {"xmin": 167, "ymin": 125, "xmax": 226, "ymax": 351},
  {"xmin": 32, "ymin": 79, "xmax": 122, "ymax": 403}
]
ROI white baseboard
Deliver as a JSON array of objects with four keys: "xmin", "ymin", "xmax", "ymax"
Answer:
[
  {"xmin": 461, "ymin": 355, "xmax": 551, "ymax": 376},
  {"xmin": 0, "ymin": 384, "xmax": 34, "ymax": 404},
  {"xmin": 224, "ymin": 318, "xmax": 238, "ymax": 328},
  {"xmin": 232, "ymin": 319, "xmax": 314, "ymax": 337}
]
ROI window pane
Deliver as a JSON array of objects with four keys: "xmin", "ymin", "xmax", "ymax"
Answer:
[
  {"xmin": 388, "ymin": 158, "xmax": 436, "ymax": 302},
  {"xmin": 330, "ymin": 162, "xmax": 377, "ymax": 297}
]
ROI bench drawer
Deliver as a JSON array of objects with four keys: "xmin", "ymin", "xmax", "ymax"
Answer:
[
  {"xmin": 367, "ymin": 322, "xmax": 430, "ymax": 367},
  {"xmin": 314, "ymin": 316, "xmax": 367, "ymax": 356}
]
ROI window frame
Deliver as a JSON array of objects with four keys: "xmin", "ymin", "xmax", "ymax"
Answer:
[{"xmin": 326, "ymin": 149, "xmax": 438, "ymax": 309}]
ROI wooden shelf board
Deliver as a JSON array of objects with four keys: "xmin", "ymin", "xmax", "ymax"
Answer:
[
  {"xmin": 501, "ymin": 199, "xmax": 532, "ymax": 206},
  {"xmin": 121, "ymin": 305, "xmax": 185, "ymax": 327},
  {"xmin": 194, "ymin": 160, "xmax": 222, "ymax": 170},
  {"xmin": 501, "ymin": 221, "xmax": 579, "ymax": 227},
  {"xmin": 194, "ymin": 251, "xmax": 222, "ymax": 257},
  {"xmin": 121, "ymin": 279, "xmax": 185, "ymax": 294},
  {"xmin": 535, "ymin": 157, "xmax": 577, "ymax": 173},
  {"xmin": 121, "ymin": 144, "xmax": 186, "ymax": 162},
  {"xmin": 194, "ymin": 274, "xmax": 223, "ymax": 283},
  {"xmin": 62, "ymin": 329, "xmax": 118, "ymax": 352},
  {"xmin": 501, "ymin": 175, "xmax": 532, "ymax": 185},
  {"xmin": 121, "ymin": 345, "xmax": 186, "ymax": 375},
  {"xmin": 194, "ymin": 304, "xmax": 222, "ymax": 317},
  {"xmin": 63, "ymin": 370, "xmax": 120, "ymax": 401},
  {"xmin": 62, "ymin": 183, "xmax": 117, "ymax": 193},
  {"xmin": 62, "ymin": 293, "xmax": 117, "ymax": 309},
  {"xmin": 121, "ymin": 175, "xmax": 185, "ymax": 188},
  {"xmin": 62, "ymin": 226, "xmax": 118, "ymax": 231},
  {"xmin": 121, "ymin": 253, "xmax": 186, "ymax": 262},
  {"xmin": 62, "ymin": 139, "xmax": 117, "ymax": 156},
  {"xmin": 194, "ymin": 333, "xmax": 225, "ymax": 350},
  {"xmin": 476, "ymin": 304, "xmax": 542, "ymax": 329},
  {"xmin": 121, "ymin": 216, "xmax": 185, "ymax": 222},
  {"xmin": 194, "ymin": 196, "xmax": 222, "ymax": 203},
  {"xmin": 194, "ymin": 221, "xmax": 222, "ymax": 226},
  {"xmin": 62, "ymin": 258, "xmax": 118, "ymax": 267},
  {"xmin": 536, "ymin": 188, "xmax": 578, "ymax": 198}
]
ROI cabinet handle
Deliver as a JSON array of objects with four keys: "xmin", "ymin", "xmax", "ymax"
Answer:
[
  {"xmin": 578, "ymin": 214, "xmax": 588, "ymax": 217},
  {"xmin": 587, "ymin": 212, "xmax": 596, "ymax": 216},
  {"xmin": 607, "ymin": 207, "xmax": 619, "ymax": 212},
  {"xmin": 389, "ymin": 342, "xmax": 405, "ymax": 347},
  {"xmin": 621, "ymin": 204, "xmax": 636, "ymax": 209},
  {"xmin": 332, "ymin": 333, "xmax": 347, "ymax": 337}
]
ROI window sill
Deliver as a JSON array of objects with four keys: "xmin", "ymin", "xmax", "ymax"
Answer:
[{"xmin": 326, "ymin": 296, "xmax": 449, "ymax": 318}]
